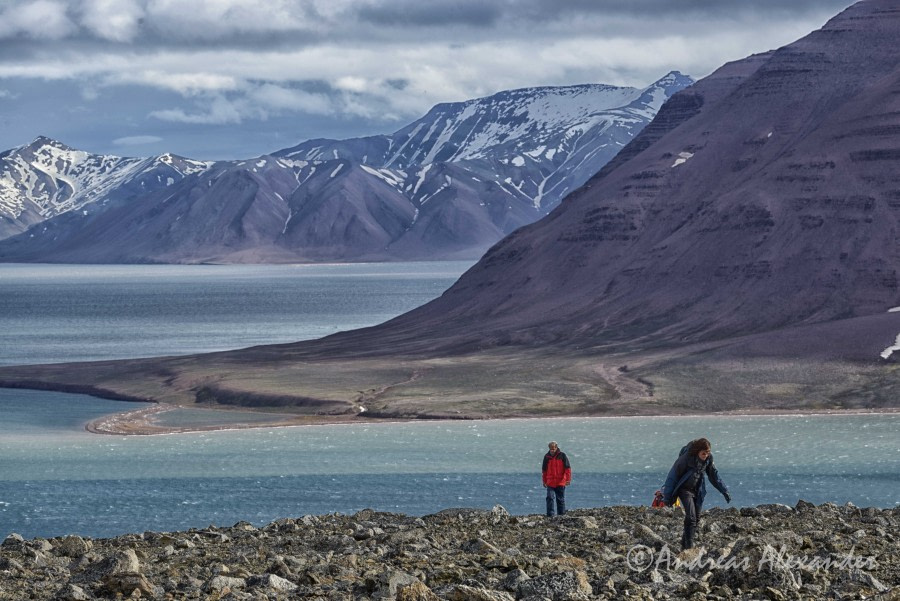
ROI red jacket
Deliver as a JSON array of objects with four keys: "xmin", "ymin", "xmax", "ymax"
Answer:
[{"xmin": 542, "ymin": 450, "xmax": 571, "ymax": 487}]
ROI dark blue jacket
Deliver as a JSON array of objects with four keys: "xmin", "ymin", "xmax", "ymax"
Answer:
[{"xmin": 662, "ymin": 446, "xmax": 728, "ymax": 506}]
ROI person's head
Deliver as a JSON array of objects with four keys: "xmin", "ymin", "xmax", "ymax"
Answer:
[
  {"xmin": 548, "ymin": 441, "xmax": 559, "ymax": 453},
  {"xmin": 688, "ymin": 438, "xmax": 711, "ymax": 460}
]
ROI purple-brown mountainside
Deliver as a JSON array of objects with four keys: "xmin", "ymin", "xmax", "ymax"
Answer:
[{"xmin": 305, "ymin": 0, "xmax": 900, "ymax": 354}]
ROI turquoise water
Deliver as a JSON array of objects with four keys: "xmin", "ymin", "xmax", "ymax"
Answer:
[
  {"xmin": 0, "ymin": 263, "xmax": 897, "ymax": 539},
  {"xmin": 1, "ymin": 388, "xmax": 897, "ymax": 539}
]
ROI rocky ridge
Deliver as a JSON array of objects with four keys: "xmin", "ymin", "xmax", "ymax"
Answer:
[{"xmin": 1, "ymin": 502, "xmax": 896, "ymax": 600}]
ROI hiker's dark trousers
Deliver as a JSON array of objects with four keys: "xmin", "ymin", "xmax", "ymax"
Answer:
[
  {"xmin": 678, "ymin": 490, "xmax": 702, "ymax": 549},
  {"xmin": 546, "ymin": 485, "xmax": 566, "ymax": 516}
]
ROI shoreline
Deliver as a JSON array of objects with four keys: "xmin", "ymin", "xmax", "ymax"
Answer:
[{"xmin": 83, "ymin": 402, "xmax": 900, "ymax": 436}]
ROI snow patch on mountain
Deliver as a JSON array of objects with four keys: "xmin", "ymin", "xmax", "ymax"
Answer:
[
  {"xmin": 0, "ymin": 138, "xmax": 213, "ymax": 225},
  {"xmin": 672, "ymin": 151, "xmax": 694, "ymax": 167}
]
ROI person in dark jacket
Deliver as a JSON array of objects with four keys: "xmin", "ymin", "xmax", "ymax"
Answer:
[
  {"xmin": 663, "ymin": 438, "xmax": 731, "ymax": 550},
  {"xmin": 542, "ymin": 441, "xmax": 571, "ymax": 516}
]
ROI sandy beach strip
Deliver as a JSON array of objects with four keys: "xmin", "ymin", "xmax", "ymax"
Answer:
[{"xmin": 82, "ymin": 402, "xmax": 899, "ymax": 436}]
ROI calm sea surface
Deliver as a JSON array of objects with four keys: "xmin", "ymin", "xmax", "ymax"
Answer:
[
  {"xmin": 0, "ymin": 264, "xmax": 898, "ymax": 539},
  {"xmin": 0, "ymin": 262, "xmax": 473, "ymax": 365}
]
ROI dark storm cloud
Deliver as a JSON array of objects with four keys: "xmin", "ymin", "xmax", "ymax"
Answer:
[
  {"xmin": 356, "ymin": 0, "xmax": 504, "ymax": 27},
  {"xmin": 351, "ymin": 0, "xmax": 853, "ymax": 31}
]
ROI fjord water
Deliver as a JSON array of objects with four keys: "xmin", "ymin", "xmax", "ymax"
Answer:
[
  {"xmin": 2, "ymin": 392, "xmax": 897, "ymax": 539},
  {"xmin": 0, "ymin": 262, "xmax": 473, "ymax": 365},
  {"xmin": 0, "ymin": 264, "xmax": 898, "ymax": 539}
]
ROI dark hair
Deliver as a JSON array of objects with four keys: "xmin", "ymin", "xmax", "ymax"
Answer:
[{"xmin": 688, "ymin": 438, "xmax": 711, "ymax": 456}]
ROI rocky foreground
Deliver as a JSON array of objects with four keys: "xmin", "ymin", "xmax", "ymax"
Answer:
[{"xmin": 1, "ymin": 502, "xmax": 897, "ymax": 600}]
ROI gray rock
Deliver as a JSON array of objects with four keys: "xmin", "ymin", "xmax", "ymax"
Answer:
[
  {"xmin": 54, "ymin": 536, "xmax": 93, "ymax": 558},
  {"xmin": 491, "ymin": 504, "xmax": 510, "ymax": 524},
  {"xmin": 517, "ymin": 571, "xmax": 592, "ymax": 601},
  {"xmin": 464, "ymin": 538, "xmax": 501, "ymax": 555},
  {"xmin": 372, "ymin": 569, "xmax": 419, "ymax": 599},
  {"xmin": 248, "ymin": 573, "xmax": 297, "ymax": 592},
  {"xmin": 53, "ymin": 584, "xmax": 89, "ymax": 601},
  {"xmin": 849, "ymin": 569, "xmax": 889, "ymax": 593},
  {"xmin": 2, "ymin": 534, "xmax": 25, "ymax": 548},
  {"xmin": 446, "ymin": 585, "xmax": 515, "ymax": 601},
  {"xmin": 204, "ymin": 575, "xmax": 247, "ymax": 592},
  {"xmin": 500, "ymin": 568, "xmax": 530, "ymax": 591}
]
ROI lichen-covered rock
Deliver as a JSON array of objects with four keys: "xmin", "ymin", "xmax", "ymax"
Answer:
[
  {"xmin": 445, "ymin": 584, "xmax": 515, "ymax": 601},
  {"xmin": 517, "ymin": 570, "xmax": 592, "ymax": 600},
  {"xmin": 396, "ymin": 580, "xmax": 441, "ymax": 601}
]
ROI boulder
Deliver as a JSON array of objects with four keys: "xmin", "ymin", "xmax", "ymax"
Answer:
[
  {"xmin": 52, "ymin": 584, "xmax": 89, "ymax": 601},
  {"xmin": 517, "ymin": 571, "xmax": 592, "ymax": 601},
  {"xmin": 445, "ymin": 585, "xmax": 515, "ymax": 601},
  {"xmin": 203, "ymin": 575, "xmax": 247, "ymax": 593},
  {"xmin": 248, "ymin": 573, "xmax": 297, "ymax": 592},
  {"xmin": 54, "ymin": 536, "xmax": 93, "ymax": 558},
  {"xmin": 396, "ymin": 580, "xmax": 441, "ymax": 601}
]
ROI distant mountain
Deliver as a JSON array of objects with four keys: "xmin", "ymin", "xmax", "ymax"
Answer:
[
  {"xmin": 304, "ymin": 0, "xmax": 900, "ymax": 353},
  {"xmin": 0, "ymin": 137, "xmax": 210, "ymax": 240},
  {"xmin": 277, "ymin": 71, "xmax": 692, "ymax": 211},
  {"xmin": 0, "ymin": 73, "xmax": 693, "ymax": 263}
]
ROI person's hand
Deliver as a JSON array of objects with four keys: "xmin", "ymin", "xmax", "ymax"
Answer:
[{"xmin": 724, "ymin": 492, "xmax": 732, "ymax": 504}]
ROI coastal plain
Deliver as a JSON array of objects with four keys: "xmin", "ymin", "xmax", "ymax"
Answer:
[{"xmin": 1, "ymin": 310, "xmax": 898, "ymax": 434}]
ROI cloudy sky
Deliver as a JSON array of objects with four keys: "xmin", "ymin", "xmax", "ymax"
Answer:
[{"xmin": 0, "ymin": 0, "xmax": 855, "ymax": 160}]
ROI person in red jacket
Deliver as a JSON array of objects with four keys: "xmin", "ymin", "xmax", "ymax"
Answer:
[{"xmin": 542, "ymin": 441, "xmax": 572, "ymax": 516}]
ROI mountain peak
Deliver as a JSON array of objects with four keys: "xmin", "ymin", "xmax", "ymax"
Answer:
[
  {"xmin": 28, "ymin": 135, "xmax": 72, "ymax": 151},
  {"xmin": 649, "ymin": 71, "xmax": 694, "ymax": 88}
]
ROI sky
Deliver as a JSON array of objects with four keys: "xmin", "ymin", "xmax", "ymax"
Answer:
[{"xmin": 0, "ymin": 0, "xmax": 856, "ymax": 161}]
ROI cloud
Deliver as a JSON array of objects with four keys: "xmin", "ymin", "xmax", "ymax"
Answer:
[
  {"xmin": 150, "ymin": 95, "xmax": 245, "ymax": 124},
  {"xmin": 110, "ymin": 70, "xmax": 243, "ymax": 95},
  {"xmin": 0, "ymin": 0, "xmax": 76, "ymax": 40},
  {"xmin": 112, "ymin": 135, "xmax": 163, "ymax": 146},
  {"xmin": 356, "ymin": 0, "xmax": 503, "ymax": 27},
  {"xmin": 79, "ymin": 0, "xmax": 144, "ymax": 42},
  {"xmin": 249, "ymin": 84, "xmax": 334, "ymax": 115},
  {"xmin": 142, "ymin": 0, "xmax": 315, "ymax": 41},
  {"xmin": 149, "ymin": 82, "xmax": 335, "ymax": 125}
]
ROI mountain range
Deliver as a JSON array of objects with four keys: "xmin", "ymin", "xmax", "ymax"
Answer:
[
  {"xmin": 0, "ymin": 72, "xmax": 692, "ymax": 263},
  {"xmin": 1, "ymin": 1, "xmax": 897, "ymax": 419}
]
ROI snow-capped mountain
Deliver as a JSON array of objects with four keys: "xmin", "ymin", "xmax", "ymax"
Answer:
[
  {"xmin": 0, "ymin": 137, "xmax": 211, "ymax": 239},
  {"xmin": 0, "ymin": 72, "xmax": 693, "ymax": 263},
  {"xmin": 277, "ymin": 71, "xmax": 694, "ymax": 211}
]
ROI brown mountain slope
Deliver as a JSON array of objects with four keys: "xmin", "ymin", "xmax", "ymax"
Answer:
[{"xmin": 351, "ymin": 0, "xmax": 900, "ymax": 354}]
